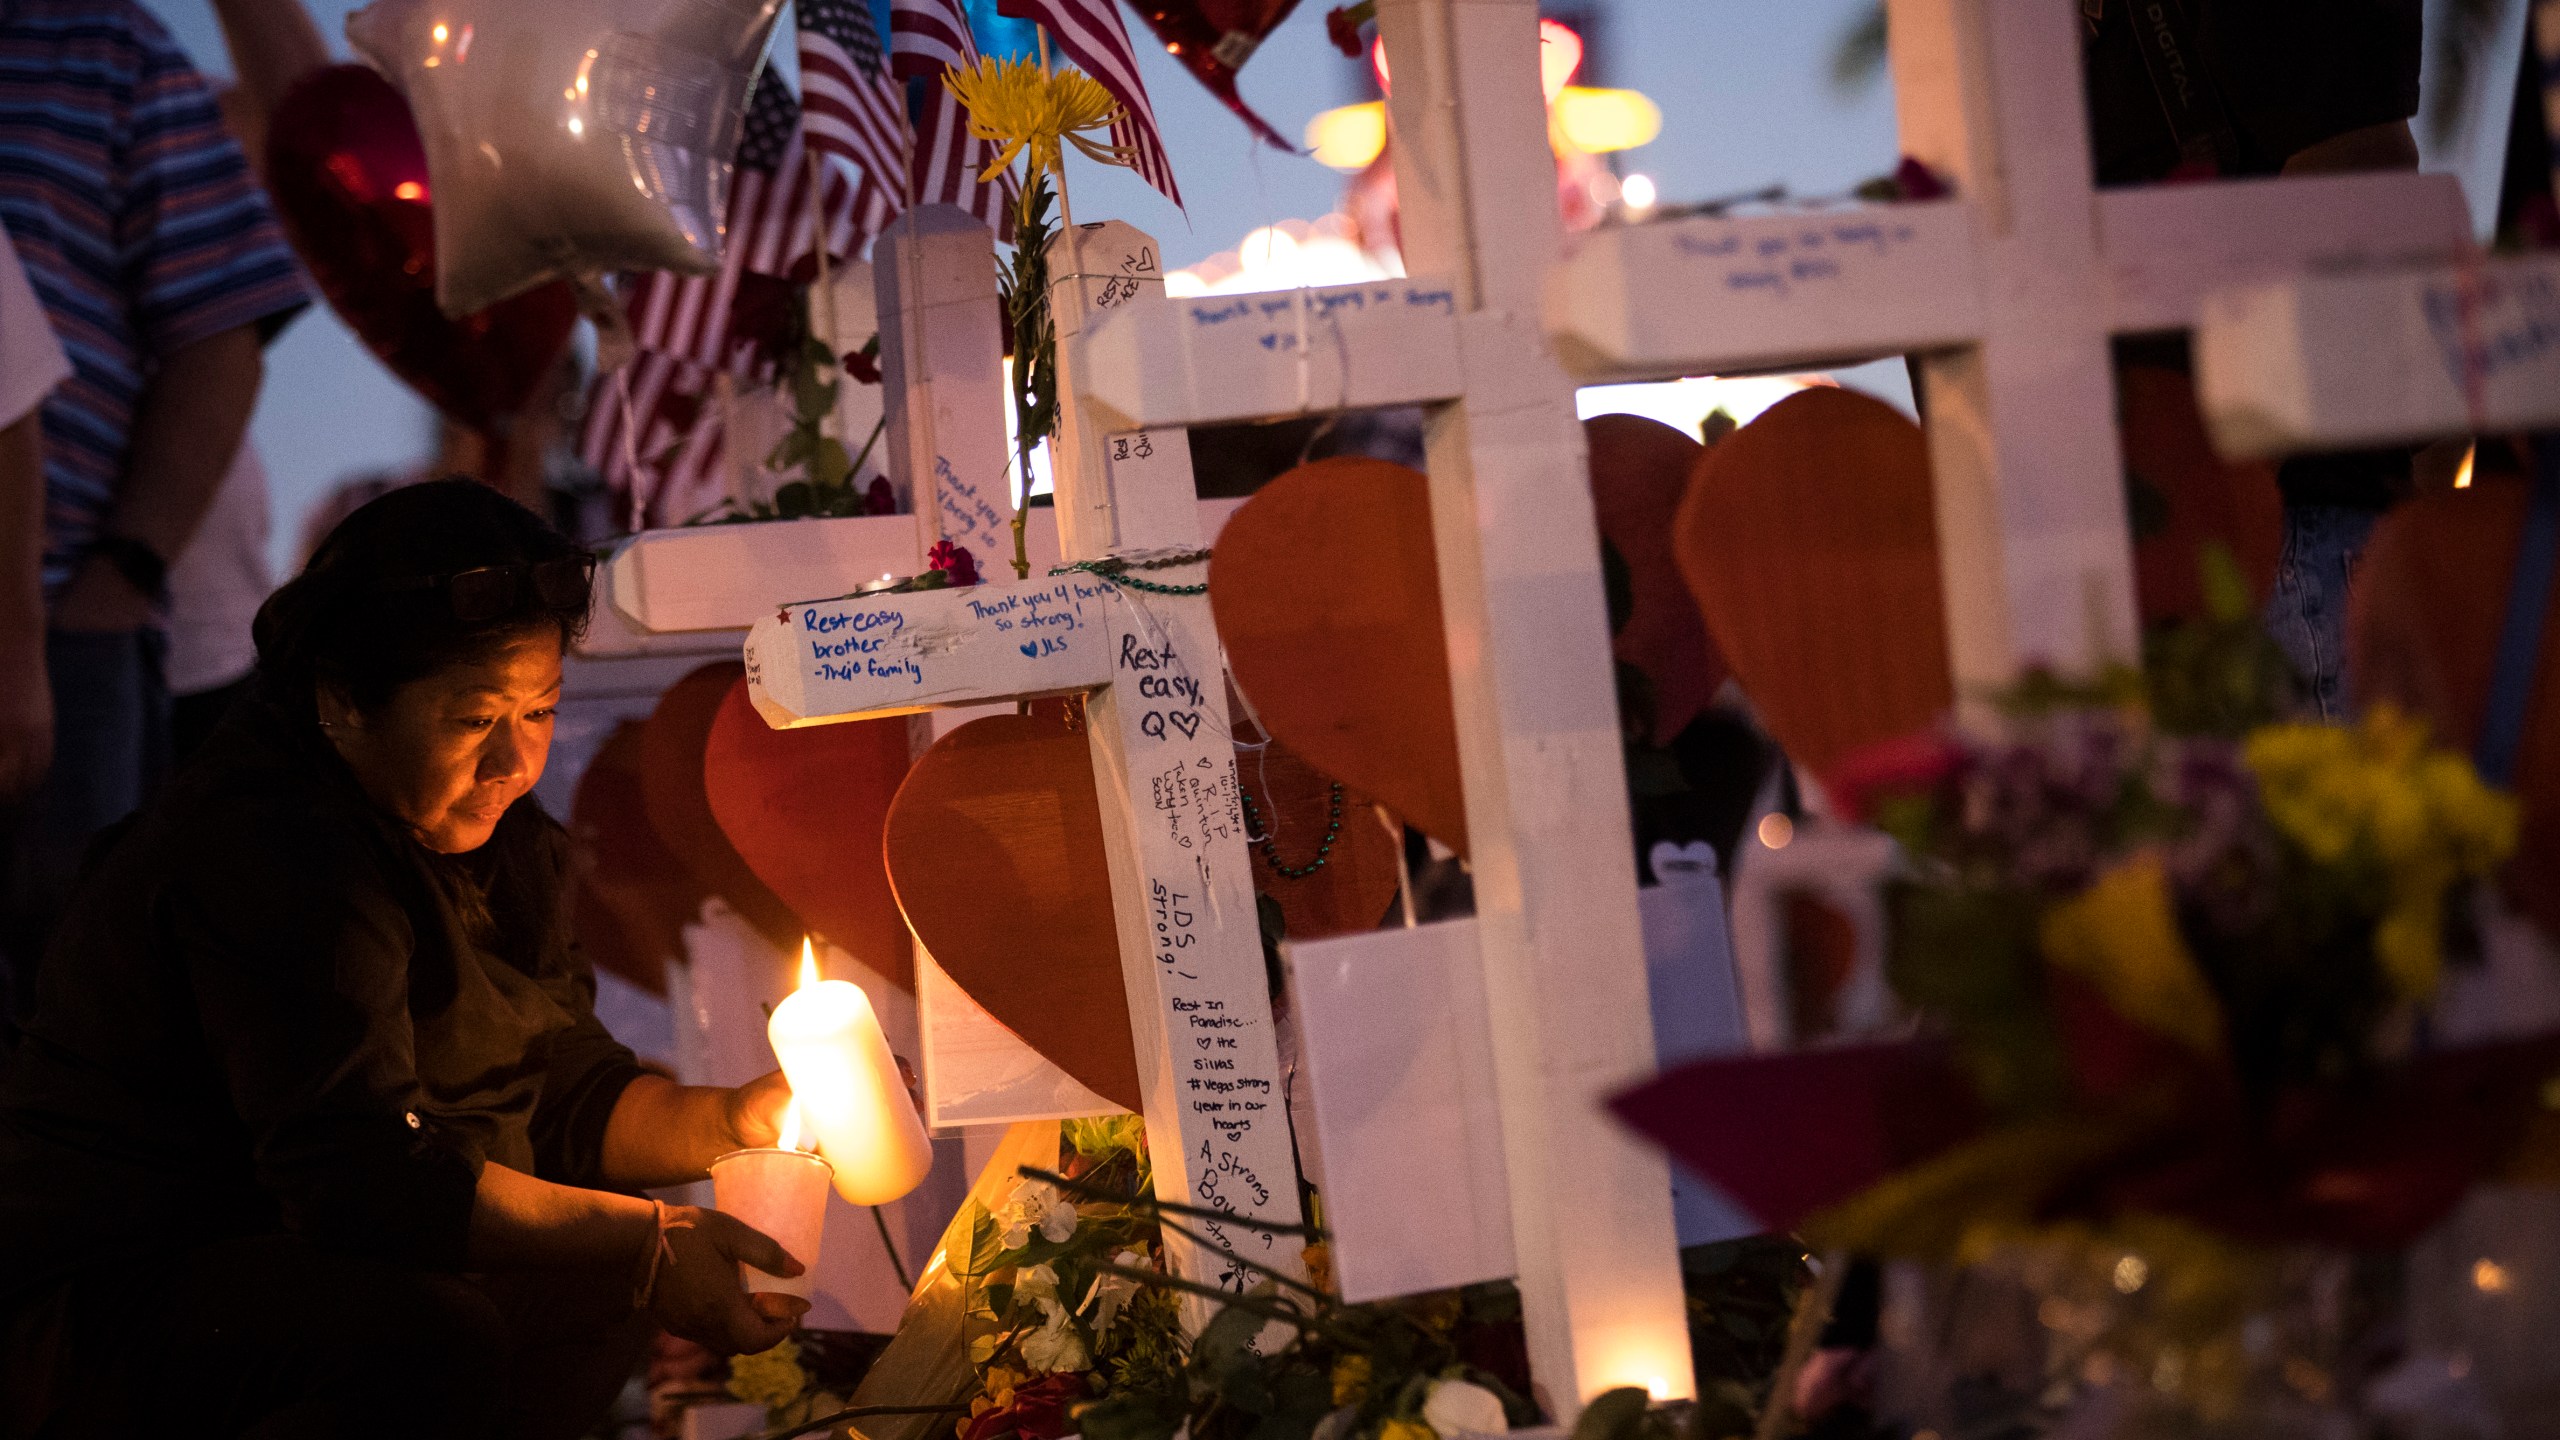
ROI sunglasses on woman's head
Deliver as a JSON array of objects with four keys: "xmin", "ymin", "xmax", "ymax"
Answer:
[{"xmin": 378, "ymin": 556, "xmax": 595, "ymax": 623}]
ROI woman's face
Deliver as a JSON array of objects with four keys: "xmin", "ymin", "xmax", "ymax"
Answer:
[{"xmin": 321, "ymin": 630, "xmax": 564, "ymax": 853}]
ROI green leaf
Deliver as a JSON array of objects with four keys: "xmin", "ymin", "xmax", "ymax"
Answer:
[
  {"xmin": 793, "ymin": 362, "xmax": 838, "ymax": 423},
  {"xmin": 1190, "ymin": 1288, "xmax": 1272, "ymax": 1389},
  {"xmin": 810, "ymin": 437, "xmax": 853, "ymax": 488},
  {"xmin": 774, "ymin": 482, "xmax": 815, "ymax": 518},
  {"xmin": 770, "ymin": 426, "xmax": 816, "ymax": 471}
]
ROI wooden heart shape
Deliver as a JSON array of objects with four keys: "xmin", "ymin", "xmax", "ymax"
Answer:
[
  {"xmin": 884, "ymin": 712, "xmax": 1142, "ymax": 1113},
  {"xmin": 639, "ymin": 661, "xmax": 800, "ymax": 946},
  {"xmin": 570, "ymin": 720, "xmax": 706, "ymax": 996},
  {"xmin": 2351, "ymin": 466, "xmax": 2560, "ymax": 937},
  {"xmin": 1675, "ymin": 387, "xmax": 1952, "ymax": 785},
  {"xmin": 1212, "ymin": 456, "xmax": 1469, "ymax": 856},
  {"xmin": 705, "ymin": 678, "xmax": 916, "ymax": 987},
  {"xmin": 1231, "ymin": 688, "xmax": 1402, "ymax": 941},
  {"xmin": 1588, "ymin": 413, "xmax": 1731, "ymax": 743},
  {"xmin": 2119, "ymin": 364, "xmax": 2282, "ymax": 624}
]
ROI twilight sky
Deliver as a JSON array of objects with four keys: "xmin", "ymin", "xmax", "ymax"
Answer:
[
  {"xmin": 136, "ymin": 0, "xmax": 1902, "ymax": 571},
  {"xmin": 132, "ymin": 0, "xmax": 2516, "ymax": 573}
]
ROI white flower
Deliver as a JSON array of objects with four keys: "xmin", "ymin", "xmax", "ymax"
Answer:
[
  {"xmin": 997, "ymin": 1181, "xmax": 1080, "ymax": 1249},
  {"xmin": 1016, "ymin": 1262, "xmax": 1064, "ymax": 1306},
  {"xmin": 1014, "ymin": 1266, "xmax": 1091, "ymax": 1372},
  {"xmin": 1019, "ymin": 1314, "xmax": 1090, "ymax": 1373},
  {"xmin": 1080, "ymin": 1249, "xmax": 1149, "ymax": 1337},
  {"xmin": 1422, "ymin": 1379, "xmax": 1509, "ymax": 1437}
]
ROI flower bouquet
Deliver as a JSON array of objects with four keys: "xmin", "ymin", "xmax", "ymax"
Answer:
[{"xmin": 1616, "ymin": 580, "xmax": 2559, "ymax": 1434}]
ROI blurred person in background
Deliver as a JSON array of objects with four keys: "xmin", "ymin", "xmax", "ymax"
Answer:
[
  {"xmin": 0, "ymin": 230, "xmax": 70, "ymax": 807},
  {"xmin": 0, "ymin": 0, "xmax": 308, "ymax": 1035}
]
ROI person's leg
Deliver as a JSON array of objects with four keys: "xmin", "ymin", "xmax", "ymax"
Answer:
[
  {"xmin": 19, "ymin": 1235, "xmax": 505, "ymax": 1440},
  {"xmin": 475, "ymin": 1267, "xmax": 658, "ymax": 1440},
  {"xmin": 2261, "ymin": 505, "xmax": 2381, "ymax": 722},
  {"xmin": 0, "ymin": 627, "xmax": 168, "ymax": 1038}
]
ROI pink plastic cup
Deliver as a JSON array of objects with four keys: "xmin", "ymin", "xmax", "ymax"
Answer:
[{"xmin": 709, "ymin": 1148, "xmax": 832, "ymax": 1299}]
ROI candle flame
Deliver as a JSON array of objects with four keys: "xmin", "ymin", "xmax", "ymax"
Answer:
[
  {"xmin": 778, "ymin": 1097, "xmax": 804, "ymax": 1152},
  {"xmin": 799, "ymin": 937, "xmax": 821, "ymax": 992}
]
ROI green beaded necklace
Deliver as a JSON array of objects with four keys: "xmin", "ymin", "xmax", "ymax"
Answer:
[{"xmin": 1238, "ymin": 782, "xmax": 1346, "ymax": 880}]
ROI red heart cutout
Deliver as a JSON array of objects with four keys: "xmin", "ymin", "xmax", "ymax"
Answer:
[
  {"xmin": 639, "ymin": 662, "xmax": 800, "ymax": 947},
  {"xmin": 1212, "ymin": 457, "xmax": 1470, "ymax": 856},
  {"xmin": 1229, "ymin": 684, "xmax": 1401, "ymax": 942},
  {"xmin": 1675, "ymin": 387, "xmax": 1952, "ymax": 786},
  {"xmin": 885, "ymin": 711, "xmax": 1142, "ymax": 1113},
  {"xmin": 705, "ymin": 678, "xmax": 915, "ymax": 987},
  {"xmin": 1587, "ymin": 413, "xmax": 1731, "ymax": 743},
  {"xmin": 265, "ymin": 65, "xmax": 575, "ymax": 432},
  {"xmin": 2119, "ymin": 364, "xmax": 2283, "ymax": 624},
  {"xmin": 570, "ymin": 720, "xmax": 708, "ymax": 996}
]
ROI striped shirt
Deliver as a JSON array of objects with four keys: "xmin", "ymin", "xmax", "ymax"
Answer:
[{"xmin": 0, "ymin": 0, "xmax": 307, "ymax": 596}]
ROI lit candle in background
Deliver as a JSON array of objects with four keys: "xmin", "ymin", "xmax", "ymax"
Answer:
[
  {"xmin": 768, "ymin": 939, "xmax": 934, "ymax": 1205},
  {"xmin": 711, "ymin": 1097, "xmax": 831, "ymax": 1299}
]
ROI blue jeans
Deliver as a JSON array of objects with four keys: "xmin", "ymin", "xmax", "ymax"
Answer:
[
  {"xmin": 1, "ymin": 627, "xmax": 169, "ymax": 1035},
  {"xmin": 2262, "ymin": 505, "xmax": 2380, "ymax": 722}
]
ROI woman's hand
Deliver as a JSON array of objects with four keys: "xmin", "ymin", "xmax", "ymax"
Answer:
[
  {"xmin": 723, "ymin": 1069, "xmax": 794, "ymax": 1150},
  {"xmin": 649, "ymin": 1205, "xmax": 808, "ymax": 1355}
]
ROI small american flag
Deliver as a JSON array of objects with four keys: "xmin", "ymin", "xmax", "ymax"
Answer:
[
  {"xmin": 583, "ymin": 79, "xmax": 863, "ymax": 524},
  {"xmin": 798, "ymin": 0, "xmax": 910, "ymax": 237},
  {"xmin": 997, "ymin": 0, "xmax": 1181, "ymax": 208},
  {"xmin": 578, "ymin": 348, "xmax": 736, "ymax": 529},
  {"xmin": 891, "ymin": 0, "xmax": 1017, "ymax": 235}
]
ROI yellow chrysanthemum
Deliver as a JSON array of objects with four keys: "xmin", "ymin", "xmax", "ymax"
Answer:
[
  {"xmin": 2039, "ymin": 852, "xmax": 2226, "ymax": 1057},
  {"xmin": 1380, "ymin": 1419, "xmax": 1437, "ymax": 1440},
  {"xmin": 1331, "ymin": 1352, "xmax": 1373, "ymax": 1408},
  {"xmin": 728, "ymin": 1336, "xmax": 812, "ymax": 1410},
  {"xmin": 2242, "ymin": 704, "xmax": 2520, "ymax": 1005},
  {"xmin": 943, "ymin": 56, "xmax": 1132, "ymax": 185}
]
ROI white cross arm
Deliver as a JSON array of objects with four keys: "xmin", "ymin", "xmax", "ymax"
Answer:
[
  {"xmin": 2097, "ymin": 170, "xmax": 2467, "ymax": 334},
  {"xmin": 2196, "ymin": 251, "xmax": 2560, "ymax": 457},
  {"xmin": 1076, "ymin": 279, "xmax": 1467, "ymax": 431},
  {"xmin": 741, "ymin": 575, "xmax": 1121, "ymax": 728},
  {"xmin": 1546, "ymin": 172, "xmax": 2467, "ymax": 386},
  {"xmin": 1545, "ymin": 200, "xmax": 1983, "ymax": 383}
]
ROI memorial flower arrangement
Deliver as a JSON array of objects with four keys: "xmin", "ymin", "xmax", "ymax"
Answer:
[{"xmin": 1727, "ymin": 573, "xmax": 2560, "ymax": 1423}]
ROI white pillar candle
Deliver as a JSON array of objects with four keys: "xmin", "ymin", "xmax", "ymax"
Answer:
[{"xmin": 768, "ymin": 940, "xmax": 934, "ymax": 1205}]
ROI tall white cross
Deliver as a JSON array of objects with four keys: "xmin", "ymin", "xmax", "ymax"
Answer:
[
  {"xmin": 747, "ymin": 217, "xmax": 1311, "ymax": 1311},
  {"xmin": 1071, "ymin": 0, "xmax": 2483, "ymax": 1414}
]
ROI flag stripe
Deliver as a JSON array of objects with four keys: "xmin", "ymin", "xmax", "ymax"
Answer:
[
  {"xmin": 1000, "ymin": 0, "xmax": 1180, "ymax": 207},
  {"xmin": 889, "ymin": 0, "xmax": 1016, "ymax": 234}
]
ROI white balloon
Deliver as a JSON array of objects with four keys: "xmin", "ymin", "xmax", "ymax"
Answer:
[{"xmin": 349, "ymin": 0, "xmax": 782, "ymax": 317}]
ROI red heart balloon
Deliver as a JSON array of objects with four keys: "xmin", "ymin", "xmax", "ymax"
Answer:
[
  {"xmin": 264, "ymin": 66, "xmax": 576, "ymax": 432},
  {"xmin": 704, "ymin": 677, "xmax": 917, "ymax": 988},
  {"xmin": 1103, "ymin": 0, "xmax": 1300, "ymax": 151}
]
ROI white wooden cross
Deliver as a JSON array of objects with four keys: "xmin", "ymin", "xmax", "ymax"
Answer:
[
  {"xmin": 1069, "ymin": 0, "xmax": 2496, "ymax": 1414},
  {"xmin": 2194, "ymin": 0, "xmax": 2560, "ymax": 453},
  {"xmin": 747, "ymin": 216, "xmax": 1312, "ymax": 1308}
]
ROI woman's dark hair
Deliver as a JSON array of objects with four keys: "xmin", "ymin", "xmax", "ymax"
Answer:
[{"xmin": 254, "ymin": 478, "xmax": 592, "ymax": 717}]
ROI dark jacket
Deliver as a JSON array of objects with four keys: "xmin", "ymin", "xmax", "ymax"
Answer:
[{"xmin": 0, "ymin": 696, "xmax": 644, "ymax": 1306}]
